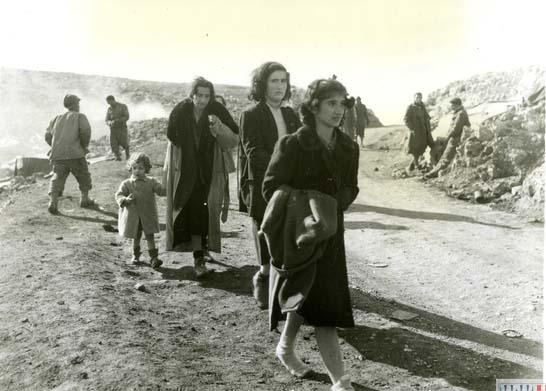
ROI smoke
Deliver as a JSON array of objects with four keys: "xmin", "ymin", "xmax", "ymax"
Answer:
[{"xmin": 0, "ymin": 68, "xmax": 170, "ymax": 165}]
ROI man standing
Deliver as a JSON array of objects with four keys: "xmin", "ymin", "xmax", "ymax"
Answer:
[
  {"xmin": 342, "ymin": 104, "xmax": 356, "ymax": 141},
  {"xmin": 355, "ymin": 96, "xmax": 369, "ymax": 147},
  {"xmin": 45, "ymin": 94, "xmax": 95, "ymax": 214},
  {"xmin": 404, "ymin": 92, "xmax": 435, "ymax": 172},
  {"xmin": 105, "ymin": 95, "xmax": 130, "ymax": 160},
  {"xmin": 424, "ymin": 97, "xmax": 470, "ymax": 179}
]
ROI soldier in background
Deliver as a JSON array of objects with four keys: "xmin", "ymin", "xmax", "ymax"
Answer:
[
  {"xmin": 404, "ymin": 92, "xmax": 435, "ymax": 172},
  {"xmin": 45, "ymin": 94, "xmax": 95, "ymax": 214},
  {"xmin": 354, "ymin": 97, "xmax": 369, "ymax": 147},
  {"xmin": 424, "ymin": 97, "xmax": 470, "ymax": 179},
  {"xmin": 105, "ymin": 95, "xmax": 130, "ymax": 161}
]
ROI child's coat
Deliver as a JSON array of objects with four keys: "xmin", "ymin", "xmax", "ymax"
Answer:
[{"xmin": 115, "ymin": 176, "xmax": 166, "ymax": 238}]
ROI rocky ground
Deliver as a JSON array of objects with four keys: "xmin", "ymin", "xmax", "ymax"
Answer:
[{"xmin": 0, "ymin": 122, "xmax": 542, "ymax": 390}]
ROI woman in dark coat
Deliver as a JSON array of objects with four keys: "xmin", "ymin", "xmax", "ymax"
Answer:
[
  {"xmin": 404, "ymin": 92, "xmax": 435, "ymax": 171},
  {"xmin": 165, "ymin": 77, "xmax": 238, "ymax": 277},
  {"xmin": 238, "ymin": 61, "xmax": 301, "ymax": 309},
  {"xmin": 262, "ymin": 78, "xmax": 359, "ymax": 391}
]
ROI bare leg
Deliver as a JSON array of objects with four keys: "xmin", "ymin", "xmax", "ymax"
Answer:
[
  {"xmin": 276, "ymin": 312, "xmax": 310, "ymax": 377},
  {"xmin": 315, "ymin": 327, "xmax": 344, "ymax": 385}
]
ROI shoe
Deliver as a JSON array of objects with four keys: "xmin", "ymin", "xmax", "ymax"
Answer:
[
  {"xmin": 130, "ymin": 247, "xmax": 141, "ymax": 265},
  {"xmin": 48, "ymin": 193, "xmax": 59, "ymax": 215},
  {"xmin": 275, "ymin": 344, "xmax": 311, "ymax": 378},
  {"xmin": 331, "ymin": 375, "xmax": 354, "ymax": 391},
  {"xmin": 194, "ymin": 257, "xmax": 209, "ymax": 278},
  {"xmin": 149, "ymin": 249, "xmax": 162, "ymax": 269},
  {"xmin": 252, "ymin": 271, "xmax": 269, "ymax": 310},
  {"xmin": 79, "ymin": 193, "xmax": 97, "ymax": 208}
]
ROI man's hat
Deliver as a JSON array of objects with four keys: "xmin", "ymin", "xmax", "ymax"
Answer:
[
  {"xmin": 450, "ymin": 97, "xmax": 462, "ymax": 105},
  {"xmin": 63, "ymin": 94, "xmax": 81, "ymax": 109}
]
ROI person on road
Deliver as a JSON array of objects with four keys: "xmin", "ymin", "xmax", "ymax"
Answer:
[
  {"xmin": 164, "ymin": 77, "xmax": 239, "ymax": 278},
  {"xmin": 424, "ymin": 97, "xmax": 470, "ymax": 179},
  {"xmin": 105, "ymin": 95, "xmax": 130, "ymax": 161},
  {"xmin": 404, "ymin": 92, "xmax": 435, "ymax": 172},
  {"xmin": 262, "ymin": 78, "xmax": 360, "ymax": 391},
  {"xmin": 341, "ymin": 103, "xmax": 356, "ymax": 141},
  {"xmin": 238, "ymin": 61, "xmax": 301, "ymax": 310},
  {"xmin": 45, "ymin": 94, "xmax": 95, "ymax": 214},
  {"xmin": 116, "ymin": 152, "xmax": 166, "ymax": 268},
  {"xmin": 354, "ymin": 96, "xmax": 369, "ymax": 147}
]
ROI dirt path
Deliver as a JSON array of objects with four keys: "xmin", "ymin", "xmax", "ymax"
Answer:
[{"xmin": 0, "ymin": 132, "xmax": 542, "ymax": 391}]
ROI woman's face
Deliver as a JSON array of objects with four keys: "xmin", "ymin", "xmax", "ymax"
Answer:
[
  {"xmin": 192, "ymin": 86, "xmax": 211, "ymax": 111},
  {"xmin": 265, "ymin": 70, "xmax": 288, "ymax": 104},
  {"xmin": 314, "ymin": 93, "xmax": 346, "ymax": 128}
]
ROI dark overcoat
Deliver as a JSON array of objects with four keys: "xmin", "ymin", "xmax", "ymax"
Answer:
[
  {"xmin": 404, "ymin": 102, "xmax": 434, "ymax": 155},
  {"xmin": 262, "ymin": 125, "xmax": 359, "ymax": 328},
  {"xmin": 238, "ymin": 101, "xmax": 301, "ymax": 221}
]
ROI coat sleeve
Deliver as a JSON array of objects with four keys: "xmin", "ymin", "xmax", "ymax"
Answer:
[
  {"xmin": 262, "ymin": 135, "xmax": 297, "ymax": 202},
  {"xmin": 152, "ymin": 177, "xmax": 166, "ymax": 197},
  {"xmin": 240, "ymin": 110, "xmax": 271, "ymax": 181},
  {"xmin": 121, "ymin": 104, "xmax": 130, "ymax": 122},
  {"xmin": 167, "ymin": 104, "xmax": 182, "ymax": 146},
  {"xmin": 403, "ymin": 105, "xmax": 414, "ymax": 130},
  {"xmin": 45, "ymin": 116, "xmax": 57, "ymax": 146},
  {"xmin": 448, "ymin": 110, "xmax": 470, "ymax": 139},
  {"xmin": 78, "ymin": 114, "xmax": 92, "ymax": 149},
  {"xmin": 337, "ymin": 142, "xmax": 360, "ymax": 211},
  {"xmin": 115, "ymin": 180, "xmax": 131, "ymax": 207}
]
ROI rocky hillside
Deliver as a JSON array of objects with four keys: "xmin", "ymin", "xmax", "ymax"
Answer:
[
  {"xmin": 0, "ymin": 68, "xmax": 383, "ymax": 167},
  {"xmin": 424, "ymin": 66, "xmax": 545, "ymax": 219}
]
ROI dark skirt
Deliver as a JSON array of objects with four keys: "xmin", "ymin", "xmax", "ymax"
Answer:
[
  {"xmin": 297, "ymin": 231, "xmax": 354, "ymax": 328},
  {"xmin": 173, "ymin": 178, "xmax": 209, "ymax": 248}
]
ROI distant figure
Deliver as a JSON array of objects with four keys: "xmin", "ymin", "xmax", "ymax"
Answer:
[
  {"xmin": 341, "ymin": 104, "xmax": 356, "ymax": 141},
  {"xmin": 164, "ymin": 77, "xmax": 239, "ymax": 278},
  {"xmin": 424, "ymin": 98, "xmax": 470, "ymax": 179},
  {"xmin": 45, "ymin": 94, "xmax": 95, "ymax": 214},
  {"xmin": 105, "ymin": 95, "xmax": 130, "ymax": 161},
  {"xmin": 116, "ymin": 153, "xmax": 166, "ymax": 268},
  {"xmin": 404, "ymin": 92, "xmax": 435, "ymax": 172},
  {"xmin": 354, "ymin": 97, "xmax": 369, "ymax": 147},
  {"xmin": 238, "ymin": 61, "xmax": 301, "ymax": 310}
]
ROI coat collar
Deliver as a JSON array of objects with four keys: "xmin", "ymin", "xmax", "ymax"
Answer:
[{"xmin": 295, "ymin": 125, "xmax": 354, "ymax": 152}]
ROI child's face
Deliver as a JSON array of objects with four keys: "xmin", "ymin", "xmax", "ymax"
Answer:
[{"xmin": 131, "ymin": 162, "xmax": 146, "ymax": 179}]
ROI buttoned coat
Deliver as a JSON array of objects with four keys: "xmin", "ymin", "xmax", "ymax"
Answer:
[
  {"xmin": 238, "ymin": 101, "xmax": 301, "ymax": 220},
  {"xmin": 262, "ymin": 125, "xmax": 359, "ymax": 328},
  {"xmin": 115, "ymin": 176, "xmax": 165, "ymax": 238}
]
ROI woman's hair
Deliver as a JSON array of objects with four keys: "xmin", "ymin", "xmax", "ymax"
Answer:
[
  {"xmin": 127, "ymin": 152, "xmax": 152, "ymax": 173},
  {"xmin": 300, "ymin": 78, "xmax": 353, "ymax": 126},
  {"xmin": 190, "ymin": 76, "xmax": 215, "ymax": 100},
  {"xmin": 248, "ymin": 61, "xmax": 291, "ymax": 102}
]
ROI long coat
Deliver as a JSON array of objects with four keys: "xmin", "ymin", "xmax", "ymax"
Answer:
[
  {"xmin": 404, "ymin": 102, "xmax": 434, "ymax": 156},
  {"xmin": 164, "ymin": 99, "xmax": 239, "ymax": 253},
  {"xmin": 115, "ymin": 176, "xmax": 165, "ymax": 238},
  {"xmin": 238, "ymin": 101, "xmax": 301, "ymax": 221},
  {"xmin": 262, "ymin": 125, "xmax": 360, "ymax": 328}
]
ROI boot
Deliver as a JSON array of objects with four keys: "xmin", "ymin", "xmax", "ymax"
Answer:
[
  {"xmin": 48, "ymin": 192, "xmax": 59, "ymax": 215},
  {"xmin": 131, "ymin": 247, "xmax": 141, "ymax": 265},
  {"xmin": 149, "ymin": 248, "xmax": 162, "ymax": 269},
  {"xmin": 79, "ymin": 191, "xmax": 97, "ymax": 208},
  {"xmin": 125, "ymin": 149, "xmax": 130, "ymax": 160},
  {"xmin": 194, "ymin": 256, "xmax": 209, "ymax": 278}
]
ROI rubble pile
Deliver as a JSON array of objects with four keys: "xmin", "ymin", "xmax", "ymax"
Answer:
[{"xmin": 431, "ymin": 83, "xmax": 544, "ymax": 220}]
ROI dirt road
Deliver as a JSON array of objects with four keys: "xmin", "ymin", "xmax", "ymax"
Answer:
[{"xmin": 0, "ymin": 130, "xmax": 542, "ymax": 391}]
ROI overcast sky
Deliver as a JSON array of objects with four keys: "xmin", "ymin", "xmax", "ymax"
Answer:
[{"xmin": 1, "ymin": 0, "xmax": 544, "ymax": 124}]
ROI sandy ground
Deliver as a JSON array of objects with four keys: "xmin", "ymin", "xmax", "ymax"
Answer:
[{"xmin": 0, "ymin": 127, "xmax": 542, "ymax": 391}]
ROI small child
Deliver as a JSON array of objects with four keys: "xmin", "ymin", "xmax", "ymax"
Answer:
[{"xmin": 115, "ymin": 152, "xmax": 166, "ymax": 268}]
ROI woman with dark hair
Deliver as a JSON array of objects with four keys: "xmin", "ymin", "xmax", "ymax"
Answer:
[
  {"xmin": 262, "ymin": 78, "xmax": 359, "ymax": 391},
  {"xmin": 238, "ymin": 61, "xmax": 301, "ymax": 309},
  {"xmin": 164, "ymin": 77, "xmax": 239, "ymax": 277}
]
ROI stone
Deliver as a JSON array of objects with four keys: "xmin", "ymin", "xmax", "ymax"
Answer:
[{"xmin": 477, "ymin": 127, "xmax": 494, "ymax": 142}]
